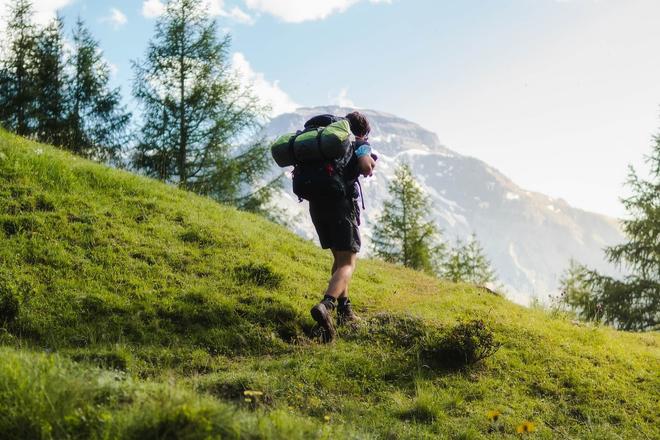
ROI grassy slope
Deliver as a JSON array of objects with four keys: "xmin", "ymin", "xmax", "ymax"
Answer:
[{"xmin": 0, "ymin": 129, "xmax": 658, "ymax": 439}]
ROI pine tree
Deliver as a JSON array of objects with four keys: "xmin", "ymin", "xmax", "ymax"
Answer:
[
  {"xmin": 0, "ymin": 0, "xmax": 38, "ymax": 136},
  {"xmin": 561, "ymin": 134, "xmax": 659, "ymax": 330},
  {"xmin": 371, "ymin": 163, "xmax": 445, "ymax": 273},
  {"xmin": 33, "ymin": 16, "xmax": 68, "ymax": 146},
  {"xmin": 132, "ymin": 0, "xmax": 276, "ymax": 208},
  {"xmin": 607, "ymin": 137, "xmax": 660, "ymax": 282},
  {"xmin": 442, "ymin": 234, "xmax": 496, "ymax": 285},
  {"xmin": 65, "ymin": 18, "xmax": 130, "ymax": 163}
]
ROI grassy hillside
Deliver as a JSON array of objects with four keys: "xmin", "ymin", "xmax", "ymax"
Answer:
[{"xmin": 0, "ymin": 129, "xmax": 658, "ymax": 439}]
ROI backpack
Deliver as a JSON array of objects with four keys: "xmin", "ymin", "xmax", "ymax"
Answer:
[{"xmin": 284, "ymin": 114, "xmax": 355, "ymax": 203}]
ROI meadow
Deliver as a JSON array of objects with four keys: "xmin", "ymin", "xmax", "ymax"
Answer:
[{"xmin": 0, "ymin": 129, "xmax": 658, "ymax": 439}]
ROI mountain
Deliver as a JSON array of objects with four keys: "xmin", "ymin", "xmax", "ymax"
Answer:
[
  {"xmin": 1, "ymin": 129, "xmax": 657, "ymax": 439},
  {"xmin": 266, "ymin": 106, "xmax": 625, "ymax": 304}
]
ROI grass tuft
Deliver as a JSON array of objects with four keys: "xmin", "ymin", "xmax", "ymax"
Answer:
[
  {"xmin": 234, "ymin": 263, "xmax": 283, "ymax": 289},
  {"xmin": 0, "ymin": 280, "xmax": 20, "ymax": 325}
]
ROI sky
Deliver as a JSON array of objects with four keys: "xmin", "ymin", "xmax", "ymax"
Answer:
[{"xmin": 3, "ymin": 0, "xmax": 660, "ymax": 219}]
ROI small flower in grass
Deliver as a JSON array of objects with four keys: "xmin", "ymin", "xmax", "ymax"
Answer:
[
  {"xmin": 35, "ymin": 148, "xmax": 43, "ymax": 155},
  {"xmin": 516, "ymin": 421, "xmax": 536, "ymax": 433},
  {"xmin": 487, "ymin": 410, "xmax": 501, "ymax": 422},
  {"xmin": 244, "ymin": 398, "xmax": 252, "ymax": 403},
  {"xmin": 243, "ymin": 390, "xmax": 263, "ymax": 397},
  {"xmin": 323, "ymin": 415, "xmax": 331, "ymax": 422}
]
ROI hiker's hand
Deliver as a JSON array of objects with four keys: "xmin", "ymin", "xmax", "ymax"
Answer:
[{"xmin": 358, "ymin": 154, "xmax": 376, "ymax": 177}]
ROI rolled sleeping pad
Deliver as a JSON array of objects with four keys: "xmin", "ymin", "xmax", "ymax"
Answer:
[{"xmin": 271, "ymin": 119, "xmax": 353, "ymax": 167}]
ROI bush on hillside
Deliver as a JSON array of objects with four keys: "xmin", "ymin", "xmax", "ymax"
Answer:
[{"xmin": 422, "ymin": 319, "xmax": 500, "ymax": 368}]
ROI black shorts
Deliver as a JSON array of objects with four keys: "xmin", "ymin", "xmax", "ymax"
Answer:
[{"xmin": 309, "ymin": 196, "xmax": 361, "ymax": 253}]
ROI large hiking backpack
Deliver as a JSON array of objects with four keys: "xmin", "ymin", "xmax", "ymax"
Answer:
[{"xmin": 270, "ymin": 114, "xmax": 355, "ymax": 202}]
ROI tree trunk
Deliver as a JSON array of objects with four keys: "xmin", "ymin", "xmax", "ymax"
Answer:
[{"xmin": 178, "ymin": 4, "xmax": 188, "ymax": 187}]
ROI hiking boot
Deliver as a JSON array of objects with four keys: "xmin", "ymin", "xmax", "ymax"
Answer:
[
  {"xmin": 337, "ymin": 302, "xmax": 361, "ymax": 326},
  {"xmin": 310, "ymin": 299, "xmax": 336, "ymax": 343}
]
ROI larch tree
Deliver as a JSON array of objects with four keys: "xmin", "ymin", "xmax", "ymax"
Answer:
[
  {"xmin": 132, "ymin": 0, "xmax": 277, "ymax": 210},
  {"xmin": 561, "ymin": 131, "xmax": 659, "ymax": 331},
  {"xmin": 0, "ymin": 0, "xmax": 38, "ymax": 136},
  {"xmin": 65, "ymin": 18, "xmax": 131, "ymax": 164},
  {"xmin": 33, "ymin": 15, "xmax": 68, "ymax": 146},
  {"xmin": 371, "ymin": 163, "xmax": 445, "ymax": 274},
  {"xmin": 442, "ymin": 234, "xmax": 497, "ymax": 285}
]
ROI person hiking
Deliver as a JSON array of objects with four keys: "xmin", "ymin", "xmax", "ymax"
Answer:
[{"xmin": 308, "ymin": 111, "xmax": 377, "ymax": 343}]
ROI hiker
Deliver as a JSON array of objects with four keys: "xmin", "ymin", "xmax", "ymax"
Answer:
[{"xmin": 307, "ymin": 111, "xmax": 376, "ymax": 343}]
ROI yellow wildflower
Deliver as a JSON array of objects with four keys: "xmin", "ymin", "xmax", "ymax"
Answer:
[
  {"xmin": 244, "ymin": 398, "xmax": 252, "ymax": 403},
  {"xmin": 516, "ymin": 421, "xmax": 536, "ymax": 433},
  {"xmin": 323, "ymin": 415, "xmax": 331, "ymax": 422},
  {"xmin": 487, "ymin": 410, "xmax": 501, "ymax": 422},
  {"xmin": 243, "ymin": 390, "xmax": 263, "ymax": 397}
]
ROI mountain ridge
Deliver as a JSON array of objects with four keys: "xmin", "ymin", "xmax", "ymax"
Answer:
[{"xmin": 267, "ymin": 106, "xmax": 624, "ymax": 303}]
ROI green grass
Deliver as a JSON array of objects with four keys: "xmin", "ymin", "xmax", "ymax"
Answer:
[{"xmin": 0, "ymin": 129, "xmax": 658, "ymax": 439}]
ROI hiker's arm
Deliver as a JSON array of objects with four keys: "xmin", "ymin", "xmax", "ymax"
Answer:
[
  {"xmin": 357, "ymin": 154, "xmax": 376, "ymax": 177},
  {"xmin": 354, "ymin": 141, "xmax": 375, "ymax": 177}
]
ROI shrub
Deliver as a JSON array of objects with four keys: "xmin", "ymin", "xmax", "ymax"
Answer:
[{"xmin": 422, "ymin": 319, "xmax": 500, "ymax": 368}]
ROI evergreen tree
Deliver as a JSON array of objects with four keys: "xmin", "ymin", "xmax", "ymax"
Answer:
[
  {"xmin": 66, "ymin": 18, "xmax": 130, "ymax": 163},
  {"xmin": 442, "ymin": 234, "xmax": 497, "ymax": 285},
  {"xmin": 0, "ymin": 0, "xmax": 38, "ymax": 136},
  {"xmin": 561, "ymin": 134, "xmax": 659, "ymax": 331},
  {"xmin": 371, "ymin": 163, "xmax": 444, "ymax": 273},
  {"xmin": 132, "ymin": 0, "xmax": 276, "ymax": 209},
  {"xmin": 606, "ymin": 137, "xmax": 660, "ymax": 282},
  {"xmin": 34, "ymin": 16, "xmax": 68, "ymax": 146}
]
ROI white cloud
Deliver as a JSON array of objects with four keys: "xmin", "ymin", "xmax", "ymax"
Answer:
[
  {"xmin": 329, "ymin": 88, "xmax": 355, "ymax": 108},
  {"xmin": 209, "ymin": 1, "xmax": 255, "ymax": 25},
  {"xmin": 142, "ymin": 0, "xmax": 165, "ymax": 18},
  {"xmin": 243, "ymin": 0, "xmax": 390, "ymax": 23},
  {"xmin": 102, "ymin": 8, "xmax": 127, "ymax": 29},
  {"xmin": 0, "ymin": 0, "xmax": 74, "ymax": 25},
  {"xmin": 231, "ymin": 52, "xmax": 298, "ymax": 116},
  {"xmin": 142, "ymin": 0, "xmax": 253, "ymax": 24},
  {"xmin": 204, "ymin": 0, "xmax": 225, "ymax": 16},
  {"xmin": 225, "ymin": 6, "xmax": 254, "ymax": 24}
]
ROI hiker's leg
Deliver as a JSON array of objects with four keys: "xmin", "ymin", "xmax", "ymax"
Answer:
[
  {"xmin": 331, "ymin": 250, "xmax": 350, "ymax": 300},
  {"xmin": 324, "ymin": 250, "xmax": 357, "ymax": 299}
]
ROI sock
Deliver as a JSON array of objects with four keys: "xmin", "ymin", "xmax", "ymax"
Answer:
[
  {"xmin": 338, "ymin": 297, "xmax": 350, "ymax": 307},
  {"xmin": 322, "ymin": 295, "xmax": 336, "ymax": 305}
]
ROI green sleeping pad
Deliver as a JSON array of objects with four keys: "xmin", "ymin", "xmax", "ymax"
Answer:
[{"xmin": 271, "ymin": 119, "xmax": 353, "ymax": 167}]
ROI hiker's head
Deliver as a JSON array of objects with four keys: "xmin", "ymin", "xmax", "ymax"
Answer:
[{"xmin": 346, "ymin": 111, "xmax": 371, "ymax": 139}]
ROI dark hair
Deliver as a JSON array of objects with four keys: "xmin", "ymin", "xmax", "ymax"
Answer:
[{"xmin": 345, "ymin": 111, "xmax": 371, "ymax": 138}]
